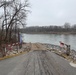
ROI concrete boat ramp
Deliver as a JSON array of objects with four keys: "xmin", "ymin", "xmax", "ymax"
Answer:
[{"xmin": 0, "ymin": 50, "xmax": 76, "ymax": 75}]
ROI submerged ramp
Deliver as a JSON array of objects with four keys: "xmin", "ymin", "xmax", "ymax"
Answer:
[{"xmin": 0, "ymin": 50, "xmax": 76, "ymax": 75}]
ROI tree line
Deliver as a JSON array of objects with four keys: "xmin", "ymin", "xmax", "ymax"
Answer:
[{"xmin": 20, "ymin": 23, "xmax": 76, "ymax": 34}]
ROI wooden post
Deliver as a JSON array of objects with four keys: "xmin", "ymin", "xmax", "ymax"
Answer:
[{"xmin": 66, "ymin": 45, "xmax": 70, "ymax": 56}]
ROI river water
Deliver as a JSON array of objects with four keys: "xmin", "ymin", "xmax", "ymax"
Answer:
[{"xmin": 22, "ymin": 34, "xmax": 76, "ymax": 50}]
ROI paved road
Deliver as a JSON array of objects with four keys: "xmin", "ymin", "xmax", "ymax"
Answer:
[{"xmin": 0, "ymin": 50, "xmax": 76, "ymax": 75}]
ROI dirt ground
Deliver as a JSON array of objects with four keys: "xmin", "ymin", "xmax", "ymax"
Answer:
[
  {"xmin": 24, "ymin": 43, "xmax": 48, "ymax": 51},
  {"xmin": 24, "ymin": 42, "xmax": 76, "ymax": 63}
]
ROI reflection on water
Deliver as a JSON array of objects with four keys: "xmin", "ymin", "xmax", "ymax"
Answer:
[{"xmin": 22, "ymin": 34, "xmax": 76, "ymax": 50}]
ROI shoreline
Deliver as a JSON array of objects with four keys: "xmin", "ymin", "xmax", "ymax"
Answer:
[
  {"xmin": 22, "ymin": 32, "xmax": 76, "ymax": 35},
  {"xmin": 0, "ymin": 42, "xmax": 76, "ymax": 64},
  {"xmin": 25, "ymin": 42, "xmax": 76, "ymax": 64}
]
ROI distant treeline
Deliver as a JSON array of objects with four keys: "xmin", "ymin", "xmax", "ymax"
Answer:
[{"xmin": 20, "ymin": 23, "xmax": 76, "ymax": 34}]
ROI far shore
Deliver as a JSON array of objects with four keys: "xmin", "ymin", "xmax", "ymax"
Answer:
[{"xmin": 22, "ymin": 32, "xmax": 76, "ymax": 35}]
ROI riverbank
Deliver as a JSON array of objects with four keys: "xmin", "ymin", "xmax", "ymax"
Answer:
[
  {"xmin": 23, "ymin": 42, "xmax": 76, "ymax": 64},
  {"xmin": 0, "ymin": 42, "xmax": 76, "ymax": 64},
  {"xmin": 22, "ymin": 32, "xmax": 76, "ymax": 35}
]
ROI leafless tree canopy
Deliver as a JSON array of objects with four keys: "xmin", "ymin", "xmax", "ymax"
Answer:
[{"xmin": 0, "ymin": 0, "xmax": 29, "ymax": 44}]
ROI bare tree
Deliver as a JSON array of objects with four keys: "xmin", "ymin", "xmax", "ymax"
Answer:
[
  {"xmin": 64, "ymin": 22, "xmax": 71, "ymax": 29},
  {"xmin": 0, "ymin": 0, "xmax": 29, "ymax": 56},
  {"xmin": 0, "ymin": 0, "xmax": 15, "ymax": 43},
  {"xmin": 0, "ymin": 0, "xmax": 29, "ymax": 43}
]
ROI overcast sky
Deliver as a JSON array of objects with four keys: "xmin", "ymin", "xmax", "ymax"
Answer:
[{"xmin": 26, "ymin": 0, "xmax": 76, "ymax": 26}]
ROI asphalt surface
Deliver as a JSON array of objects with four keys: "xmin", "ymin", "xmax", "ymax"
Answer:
[{"xmin": 0, "ymin": 50, "xmax": 76, "ymax": 75}]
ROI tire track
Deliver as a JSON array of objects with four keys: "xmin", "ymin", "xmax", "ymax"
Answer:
[
  {"xmin": 23, "ymin": 52, "xmax": 33, "ymax": 75},
  {"xmin": 37, "ymin": 51, "xmax": 45, "ymax": 75},
  {"xmin": 45, "ymin": 51, "xmax": 69, "ymax": 75},
  {"xmin": 38, "ymin": 50, "xmax": 54, "ymax": 75},
  {"xmin": 44, "ymin": 51, "xmax": 61, "ymax": 75}
]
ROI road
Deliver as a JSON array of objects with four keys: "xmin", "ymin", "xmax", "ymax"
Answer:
[{"xmin": 0, "ymin": 50, "xmax": 76, "ymax": 75}]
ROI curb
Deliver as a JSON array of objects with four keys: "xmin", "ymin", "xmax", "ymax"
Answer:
[{"xmin": 0, "ymin": 51, "xmax": 27, "ymax": 61}]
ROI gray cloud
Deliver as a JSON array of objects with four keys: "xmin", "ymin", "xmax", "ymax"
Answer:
[{"xmin": 27, "ymin": 0, "xmax": 76, "ymax": 26}]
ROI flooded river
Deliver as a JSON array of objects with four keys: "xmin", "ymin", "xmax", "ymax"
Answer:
[{"xmin": 22, "ymin": 34, "xmax": 76, "ymax": 50}]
